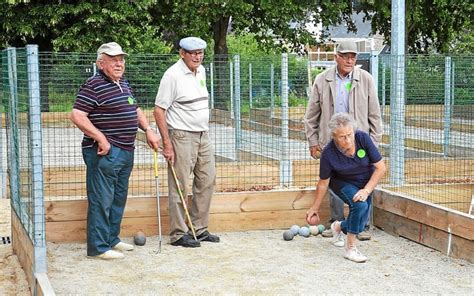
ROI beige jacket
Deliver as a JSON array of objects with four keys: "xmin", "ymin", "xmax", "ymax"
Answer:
[{"xmin": 304, "ymin": 66, "xmax": 383, "ymax": 148}]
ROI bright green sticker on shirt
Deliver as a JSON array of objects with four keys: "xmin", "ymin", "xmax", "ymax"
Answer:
[
  {"xmin": 128, "ymin": 97, "xmax": 135, "ymax": 105},
  {"xmin": 200, "ymin": 79, "xmax": 205, "ymax": 87},
  {"xmin": 345, "ymin": 82, "xmax": 352, "ymax": 92},
  {"xmin": 357, "ymin": 149, "xmax": 366, "ymax": 158}
]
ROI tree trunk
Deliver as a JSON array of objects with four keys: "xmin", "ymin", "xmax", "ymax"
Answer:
[
  {"xmin": 212, "ymin": 16, "xmax": 230, "ymax": 110},
  {"xmin": 213, "ymin": 16, "xmax": 230, "ymax": 55}
]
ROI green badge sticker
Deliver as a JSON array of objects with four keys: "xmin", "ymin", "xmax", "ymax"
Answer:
[
  {"xmin": 357, "ymin": 149, "xmax": 366, "ymax": 158},
  {"xmin": 128, "ymin": 96, "xmax": 135, "ymax": 105},
  {"xmin": 200, "ymin": 79, "xmax": 205, "ymax": 87},
  {"xmin": 345, "ymin": 82, "xmax": 352, "ymax": 92}
]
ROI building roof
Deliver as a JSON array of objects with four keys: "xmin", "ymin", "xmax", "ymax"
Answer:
[{"xmin": 325, "ymin": 12, "xmax": 373, "ymax": 38}]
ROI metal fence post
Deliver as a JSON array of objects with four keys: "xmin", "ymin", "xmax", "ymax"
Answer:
[
  {"xmin": 0, "ymin": 49, "xmax": 3, "ymax": 198},
  {"xmin": 270, "ymin": 63, "xmax": 275, "ymax": 118},
  {"xmin": 381, "ymin": 61, "xmax": 386, "ymax": 118},
  {"xmin": 210, "ymin": 62, "xmax": 214, "ymax": 109},
  {"xmin": 249, "ymin": 63, "xmax": 252, "ymax": 109},
  {"xmin": 390, "ymin": 0, "xmax": 406, "ymax": 186},
  {"xmin": 0, "ymin": 105, "xmax": 3, "ymax": 199},
  {"xmin": 0, "ymin": 74, "xmax": 4, "ymax": 198},
  {"xmin": 307, "ymin": 59, "xmax": 312, "ymax": 96},
  {"xmin": 229, "ymin": 61, "xmax": 234, "ymax": 119},
  {"xmin": 280, "ymin": 53, "xmax": 291, "ymax": 187},
  {"xmin": 443, "ymin": 56, "xmax": 452, "ymax": 157},
  {"xmin": 27, "ymin": 44, "xmax": 47, "ymax": 273},
  {"xmin": 6, "ymin": 47, "xmax": 20, "ymax": 207},
  {"xmin": 234, "ymin": 55, "xmax": 241, "ymax": 157},
  {"xmin": 370, "ymin": 44, "xmax": 379, "ymax": 94}
]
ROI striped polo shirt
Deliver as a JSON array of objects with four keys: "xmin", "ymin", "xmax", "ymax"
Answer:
[
  {"xmin": 73, "ymin": 71, "xmax": 139, "ymax": 151},
  {"xmin": 155, "ymin": 59, "xmax": 209, "ymax": 131}
]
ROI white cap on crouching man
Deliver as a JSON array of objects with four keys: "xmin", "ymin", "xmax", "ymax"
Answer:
[
  {"xmin": 97, "ymin": 42, "xmax": 128, "ymax": 59},
  {"xmin": 336, "ymin": 40, "xmax": 358, "ymax": 54},
  {"xmin": 179, "ymin": 37, "xmax": 207, "ymax": 51}
]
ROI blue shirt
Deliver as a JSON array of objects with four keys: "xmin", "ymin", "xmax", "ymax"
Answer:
[
  {"xmin": 335, "ymin": 68, "xmax": 352, "ymax": 114},
  {"xmin": 320, "ymin": 131, "xmax": 382, "ymax": 191}
]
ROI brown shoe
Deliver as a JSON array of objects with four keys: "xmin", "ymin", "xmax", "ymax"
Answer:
[{"xmin": 356, "ymin": 230, "xmax": 371, "ymax": 241}]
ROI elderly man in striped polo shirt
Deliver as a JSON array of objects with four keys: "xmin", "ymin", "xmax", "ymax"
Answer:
[
  {"xmin": 154, "ymin": 37, "xmax": 219, "ymax": 248},
  {"xmin": 71, "ymin": 42, "xmax": 160, "ymax": 259}
]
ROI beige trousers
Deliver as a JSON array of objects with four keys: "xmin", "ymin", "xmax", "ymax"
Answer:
[{"xmin": 168, "ymin": 129, "xmax": 216, "ymax": 243}]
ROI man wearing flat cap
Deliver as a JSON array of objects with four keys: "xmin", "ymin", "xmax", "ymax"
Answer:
[
  {"xmin": 154, "ymin": 36, "xmax": 219, "ymax": 248},
  {"xmin": 71, "ymin": 42, "xmax": 160, "ymax": 259},
  {"xmin": 304, "ymin": 39, "xmax": 383, "ymax": 242}
]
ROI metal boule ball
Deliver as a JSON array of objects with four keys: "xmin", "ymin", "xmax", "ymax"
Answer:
[{"xmin": 134, "ymin": 231, "xmax": 146, "ymax": 246}]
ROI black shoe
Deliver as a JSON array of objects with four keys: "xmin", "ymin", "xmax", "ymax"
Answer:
[
  {"xmin": 196, "ymin": 230, "xmax": 220, "ymax": 243},
  {"xmin": 171, "ymin": 234, "xmax": 201, "ymax": 248}
]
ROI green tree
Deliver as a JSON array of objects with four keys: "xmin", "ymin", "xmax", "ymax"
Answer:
[
  {"xmin": 356, "ymin": 0, "xmax": 473, "ymax": 53},
  {"xmin": 146, "ymin": 0, "xmax": 354, "ymax": 109},
  {"xmin": 149, "ymin": 0, "xmax": 353, "ymax": 55},
  {"xmin": 0, "ymin": 1, "xmax": 170, "ymax": 53}
]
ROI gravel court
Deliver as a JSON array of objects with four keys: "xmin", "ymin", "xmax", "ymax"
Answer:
[{"xmin": 45, "ymin": 228, "xmax": 473, "ymax": 295}]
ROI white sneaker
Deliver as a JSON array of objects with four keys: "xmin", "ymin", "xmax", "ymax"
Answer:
[
  {"xmin": 344, "ymin": 247, "xmax": 367, "ymax": 263},
  {"xmin": 113, "ymin": 242, "xmax": 134, "ymax": 251},
  {"xmin": 331, "ymin": 221, "xmax": 345, "ymax": 247},
  {"xmin": 92, "ymin": 250, "xmax": 124, "ymax": 260},
  {"xmin": 321, "ymin": 229, "xmax": 333, "ymax": 238}
]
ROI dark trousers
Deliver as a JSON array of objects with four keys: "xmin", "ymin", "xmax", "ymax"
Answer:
[{"xmin": 82, "ymin": 144, "xmax": 134, "ymax": 256}]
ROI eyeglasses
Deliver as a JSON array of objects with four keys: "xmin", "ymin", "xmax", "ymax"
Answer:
[
  {"xmin": 185, "ymin": 50, "xmax": 205, "ymax": 58},
  {"xmin": 338, "ymin": 53, "xmax": 357, "ymax": 61}
]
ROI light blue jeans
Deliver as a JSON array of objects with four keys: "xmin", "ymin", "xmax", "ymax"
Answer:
[
  {"xmin": 331, "ymin": 182, "xmax": 371, "ymax": 235},
  {"xmin": 83, "ymin": 144, "xmax": 134, "ymax": 256}
]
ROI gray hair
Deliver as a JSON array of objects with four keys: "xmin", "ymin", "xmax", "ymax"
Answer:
[{"xmin": 328, "ymin": 113, "xmax": 357, "ymax": 137}]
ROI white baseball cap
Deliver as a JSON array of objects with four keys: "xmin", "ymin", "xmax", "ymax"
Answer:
[{"xmin": 97, "ymin": 42, "xmax": 128, "ymax": 57}]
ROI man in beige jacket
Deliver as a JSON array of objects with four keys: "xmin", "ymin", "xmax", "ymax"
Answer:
[{"xmin": 304, "ymin": 40, "xmax": 383, "ymax": 241}]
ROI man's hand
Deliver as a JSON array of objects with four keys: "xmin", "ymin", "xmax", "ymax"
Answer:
[
  {"xmin": 97, "ymin": 138, "xmax": 111, "ymax": 156},
  {"xmin": 162, "ymin": 142, "xmax": 175, "ymax": 165},
  {"xmin": 145, "ymin": 129, "xmax": 161, "ymax": 151},
  {"xmin": 309, "ymin": 145, "xmax": 322, "ymax": 159}
]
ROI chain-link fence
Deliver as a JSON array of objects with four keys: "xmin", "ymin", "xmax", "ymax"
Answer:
[
  {"xmin": 24, "ymin": 52, "xmax": 316, "ymax": 201},
  {"xmin": 378, "ymin": 54, "xmax": 473, "ymax": 212},
  {"xmin": 2, "ymin": 48, "xmax": 473, "ymax": 217},
  {"xmin": 1, "ymin": 46, "xmax": 47, "ymax": 274}
]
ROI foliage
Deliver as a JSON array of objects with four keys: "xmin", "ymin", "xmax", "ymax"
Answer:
[
  {"xmin": 355, "ymin": 0, "xmax": 473, "ymax": 53},
  {"xmin": 1, "ymin": 1, "xmax": 472, "ymax": 56},
  {"xmin": 141, "ymin": 1, "xmax": 354, "ymax": 55},
  {"xmin": 379, "ymin": 55, "xmax": 473, "ymax": 105},
  {"xmin": 227, "ymin": 33, "xmax": 281, "ymax": 56},
  {"xmin": 0, "ymin": 1, "xmax": 171, "ymax": 53},
  {"xmin": 450, "ymin": 30, "xmax": 474, "ymax": 54}
]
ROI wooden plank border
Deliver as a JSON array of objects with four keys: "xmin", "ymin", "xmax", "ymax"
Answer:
[
  {"xmin": 44, "ymin": 188, "xmax": 473, "ymax": 263},
  {"xmin": 45, "ymin": 190, "xmax": 326, "ymax": 243},
  {"xmin": 373, "ymin": 189, "xmax": 474, "ymax": 263},
  {"xmin": 34, "ymin": 272, "xmax": 56, "ymax": 296},
  {"xmin": 11, "ymin": 209, "xmax": 34, "ymax": 294}
]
